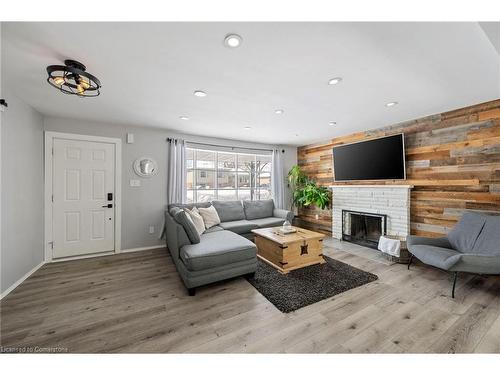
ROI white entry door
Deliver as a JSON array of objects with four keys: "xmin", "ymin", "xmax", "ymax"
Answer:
[{"xmin": 52, "ymin": 138, "xmax": 116, "ymax": 258}]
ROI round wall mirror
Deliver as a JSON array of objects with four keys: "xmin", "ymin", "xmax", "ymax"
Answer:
[{"xmin": 133, "ymin": 157, "xmax": 158, "ymax": 178}]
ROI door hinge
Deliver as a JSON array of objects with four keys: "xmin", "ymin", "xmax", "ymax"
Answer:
[
  {"xmin": 49, "ymin": 241, "xmax": 54, "ymax": 249},
  {"xmin": 52, "ymin": 148, "xmax": 54, "ymax": 156},
  {"xmin": 52, "ymin": 194, "xmax": 54, "ymax": 203}
]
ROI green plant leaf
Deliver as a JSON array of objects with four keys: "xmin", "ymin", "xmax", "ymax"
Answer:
[{"xmin": 288, "ymin": 165, "xmax": 331, "ymax": 210}]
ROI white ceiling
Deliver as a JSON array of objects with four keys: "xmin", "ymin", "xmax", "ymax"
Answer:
[
  {"xmin": 2, "ymin": 22, "xmax": 499, "ymax": 146},
  {"xmin": 480, "ymin": 22, "xmax": 500, "ymax": 55}
]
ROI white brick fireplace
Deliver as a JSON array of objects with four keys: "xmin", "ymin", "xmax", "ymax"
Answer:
[{"xmin": 330, "ymin": 185, "xmax": 413, "ymax": 240}]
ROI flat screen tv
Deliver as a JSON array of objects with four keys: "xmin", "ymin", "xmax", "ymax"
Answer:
[{"xmin": 333, "ymin": 134, "xmax": 406, "ymax": 181}]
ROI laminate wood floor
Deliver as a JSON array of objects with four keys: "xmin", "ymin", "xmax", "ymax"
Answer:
[{"xmin": 1, "ymin": 242, "xmax": 500, "ymax": 353}]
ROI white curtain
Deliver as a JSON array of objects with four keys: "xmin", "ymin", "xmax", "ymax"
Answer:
[
  {"xmin": 167, "ymin": 138, "xmax": 187, "ymax": 205},
  {"xmin": 272, "ymin": 149, "xmax": 286, "ymax": 209},
  {"xmin": 161, "ymin": 138, "xmax": 186, "ymax": 239}
]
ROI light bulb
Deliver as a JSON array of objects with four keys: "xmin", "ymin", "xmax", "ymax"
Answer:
[
  {"xmin": 79, "ymin": 78, "xmax": 90, "ymax": 90},
  {"xmin": 53, "ymin": 76, "xmax": 65, "ymax": 86},
  {"xmin": 76, "ymin": 85, "xmax": 85, "ymax": 94}
]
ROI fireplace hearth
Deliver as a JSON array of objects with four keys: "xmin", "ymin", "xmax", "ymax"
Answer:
[{"xmin": 342, "ymin": 210, "xmax": 387, "ymax": 249}]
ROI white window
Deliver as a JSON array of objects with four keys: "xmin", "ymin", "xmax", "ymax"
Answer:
[{"xmin": 186, "ymin": 148, "xmax": 272, "ymax": 203}]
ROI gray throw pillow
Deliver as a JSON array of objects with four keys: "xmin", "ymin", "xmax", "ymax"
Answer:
[
  {"xmin": 243, "ymin": 199, "xmax": 274, "ymax": 220},
  {"xmin": 211, "ymin": 200, "xmax": 245, "ymax": 222},
  {"xmin": 169, "ymin": 207, "xmax": 200, "ymax": 244},
  {"xmin": 471, "ymin": 215, "xmax": 500, "ymax": 256},
  {"xmin": 447, "ymin": 211, "xmax": 486, "ymax": 253}
]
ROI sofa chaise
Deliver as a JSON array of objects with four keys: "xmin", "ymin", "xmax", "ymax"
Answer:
[
  {"xmin": 165, "ymin": 199, "xmax": 294, "ymax": 295},
  {"xmin": 407, "ymin": 211, "xmax": 500, "ymax": 298}
]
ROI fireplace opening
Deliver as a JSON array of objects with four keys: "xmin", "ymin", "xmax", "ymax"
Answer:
[{"xmin": 342, "ymin": 210, "xmax": 386, "ymax": 249}]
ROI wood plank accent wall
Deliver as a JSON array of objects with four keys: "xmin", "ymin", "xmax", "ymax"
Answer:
[{"xmin": 296, "ymin": 99, "xmax": 500, "ymax": 237}]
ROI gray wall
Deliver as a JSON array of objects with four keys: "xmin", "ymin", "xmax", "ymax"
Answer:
[
  {"xmin": 0, "ymin": 90, "xmax": 296, "ymax": 295},
  {"xmin": 1, "ymin": 90, "xmax": 44, "ymax": 295},
  {"xmin": 44, "ymin": 116, "xmax": 297, "ymax": 250}
]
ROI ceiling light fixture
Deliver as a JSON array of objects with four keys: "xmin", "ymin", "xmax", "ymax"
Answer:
[
  {"xmin": 46, "ymin": 59, "xmax": 101, "ymax": 97},
  {"xmin": 179, "ymin": 116, "xmax": 189, "ymax": 120},
  {"xmin": 275, "ymin": 109, "xmax": 284, "ymax": 115},
  {"xmin": 328, "ymin": 77, "xmax": 343, "ymax": 85},
  {"xmin": 224, "ymin": 34, "xmax": 242, "ymax": 48},
  {"xmin": 329, "ymin": 121, "xmax": 337, "ymax": 126},
  {"xmin": 386, "ymin": 101, "xmax": 398, "ymax": 107},
  {"xmin": 244, "ymin": 126, "xmax": 252, "ymax": 130},
  {"xmin": 194, "ymin": 90, "xmax": 207, "ymax": 97}
]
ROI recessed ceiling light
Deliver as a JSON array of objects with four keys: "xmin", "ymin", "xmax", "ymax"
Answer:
[
  {"xmin": 329, "ymin": 121, "xmax": 337, "ymax": 126},
  {"xmin": 275, "ymin": 109, "xmax": 284, "ymax": 115},
  {"xmin": 179, "ymin": 116, "xmax": 189, "ymax": 120},
  {"xmin": 295, "ymin": 134, "xmax": 299, "ymax": 137},
  {"xmin": 328, "ymin": 77, "xmax": 343, "ymax": 85},
  {"xmin": 194, "ymin": 90, "xmax": 207, "ymax": 97},
  {"xmin": 244, "ymin": 126, "xmax": 252, "ymax": 130},
  {"xmin": 224, "ymin": 34, "xmax": 242, "ymax": 48},
  {"xmin": 386, "ymin": 101, "xmax": 398, "ymax": 107}
]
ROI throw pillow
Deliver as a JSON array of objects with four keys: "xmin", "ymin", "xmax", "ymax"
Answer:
[
  {"xmin": 211, "ymin": 200, "xmax": 245, "ymax": 222},
  {"xmin": 184, "ymin": 207, "xmax": 206, "ymax": 236},
  {"xmin": 243, "ymin": 199, "xmax": 274, "ymax": 220},
  {"xmin": 169, "ymin": 207, "xmax": 200, "ymax": 244},
  {"xmin": 198, "ymin": 205, "xmax": 221, "ymax": 229}
]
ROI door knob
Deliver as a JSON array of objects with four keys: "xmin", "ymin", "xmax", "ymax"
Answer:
[{"xmin": 102, "ymin": 204, "xmax": 113, "ymax": 208}]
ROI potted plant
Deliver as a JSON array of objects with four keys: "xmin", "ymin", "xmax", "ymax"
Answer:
[{"xmin": 287, "ymin": 165, "xmax": 330, "ymax": 211}]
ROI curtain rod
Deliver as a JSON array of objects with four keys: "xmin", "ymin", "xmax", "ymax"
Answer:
[{"xmin": 168, "ymin": 138, "xmax": 284, "ymax": 153}]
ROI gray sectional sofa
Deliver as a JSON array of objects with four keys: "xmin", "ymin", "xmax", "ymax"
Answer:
[
  {"xmin": 165, "ymin": 199, "xmax": 294, "ymax": 295},
  {"xmin": 407, "ymin": 211, "xmax": 500, "ymax": 298}
]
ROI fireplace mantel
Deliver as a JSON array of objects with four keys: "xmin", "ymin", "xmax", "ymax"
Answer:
[{"xmin": 330, "ymin": 185, "xmax": 414, "ymax": 189}]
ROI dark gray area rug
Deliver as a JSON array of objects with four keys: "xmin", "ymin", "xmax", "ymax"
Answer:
[{"xmin": 246, "ymin": 256, "xmax": 378, "ymax": 313}]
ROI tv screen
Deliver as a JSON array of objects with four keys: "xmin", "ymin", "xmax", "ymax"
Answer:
[{"xmin": 333, "ymin": 134, "xmax": 406, "ymax": 181}]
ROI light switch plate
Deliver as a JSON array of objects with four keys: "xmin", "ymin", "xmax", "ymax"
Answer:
[
  {"xmin": 127, "ymin": 133, "xmax": 134, "ymax": 144},
  {"xmin": 130, "ymin": 179, "xmax": 141, "ymax": 187},
  {"xmin": 149, "ymin": 226, "xmax": 155, "ymax": 234}
]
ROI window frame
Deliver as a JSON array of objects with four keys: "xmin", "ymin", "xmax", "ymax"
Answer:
[{"xmin": 186, "ymin": 147, "xmax": 272, "ymax": 203}]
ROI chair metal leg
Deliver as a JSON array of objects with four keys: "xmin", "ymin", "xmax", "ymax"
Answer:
[
  {"xmin": 407, "ymin": 254, "xmax": 414, "ymax": 270},
  {"xmin": 188, "ymin": 287, "xmax": 196, "ymax": 296},
  {"xmin": 451, "ymin": 272, "xmax": 458, "ymax": 299}
]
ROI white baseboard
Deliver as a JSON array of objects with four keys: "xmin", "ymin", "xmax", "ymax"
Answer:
[
  {"xmin": 0, "ymin": 261, "xmax": 45, "ymax": 300},
  {"xmin": 121, "ymin": 245, "xmax": 165, "ymax": 253}
]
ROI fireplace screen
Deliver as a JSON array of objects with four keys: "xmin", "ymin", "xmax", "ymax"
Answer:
[{"xmin": 342, "ymin": 210, "xmax": 386, "ymax": 249}]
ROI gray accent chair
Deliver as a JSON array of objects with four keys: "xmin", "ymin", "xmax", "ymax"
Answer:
[
  {"xmin": 165, "ymin": 199, "xmax": 294, "ymax": 295},
  {"xmin": 407, "ymin": 211, "xmax": 500, "ymax": 298}
]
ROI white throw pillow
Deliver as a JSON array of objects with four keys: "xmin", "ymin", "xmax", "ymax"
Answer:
[
  {"xmin": 197, "ymin": 205, "xmax": 221, "ymax": 229},
  {"xmin": 184, "ymin": 207, "xmax": 206, "ymax": 236}
]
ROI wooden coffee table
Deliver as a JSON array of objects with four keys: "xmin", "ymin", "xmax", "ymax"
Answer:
[{"xmin": 251, "ymin": 226, "xmax": 326, "ymax": 274}]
